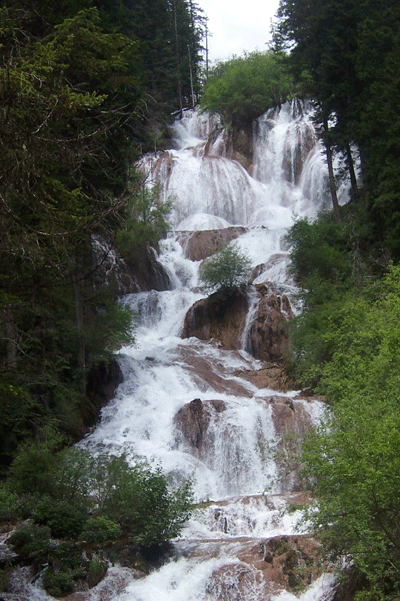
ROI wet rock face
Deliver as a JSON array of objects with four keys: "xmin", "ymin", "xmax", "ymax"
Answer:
[
  {"xmin": 173, "ymin": 398, "xmax": 226, "ymax": 455},
  {"xmin": 181, "ymin": 288, "xmax": 249, "ymax": 350},
  {"xmin": 177, "ymin": 227, "xmax": 247, "ymax": 262},
  {"xmin": 92, "ymin": 237, "xmax": 172, "ymax": 295},
  {"xmin": 181, "ymin": 284, "xmax": 293, "ymax": 363},
  {"xmin": 246, "ymin": 284, "xmax": 293, "ymax": 362}
]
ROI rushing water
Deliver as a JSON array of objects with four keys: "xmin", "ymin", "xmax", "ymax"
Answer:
[{"xmin": 30, "ymin": 103, "xmax": 340, "ymax": 600}]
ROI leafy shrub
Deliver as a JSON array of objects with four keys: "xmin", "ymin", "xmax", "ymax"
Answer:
[
  {"xmin": 201, "ymin": 50, "xmax": 295, "ymax": 127},
  {"xmin": 81, "ymin": 516, "xmax": 121, "ymax": 543},
  {"xmin": 87, "ymin": 556, "xmax": 108, "ymax": 589},
  {"xmin": 285, "ymin": 212, "xmax": 352, "ymax": 290},
  {"xmin": 200, "ymin": 244, "xmax": 252, "ymax": 293},
  {"xmin": 34, "ymin": 497, "xmax": 87, "ymax": 539},
  {"xmin": 0, "ymin": 568, "xmax": 11, "ymax": 593},
  {"xmin": 8, "ymin": 523, "xmax": 51, "ymax": 556},
  {"xmin": 0, "ymin": 483, "xmax": 21, "ymax": 521},
  {"xmin": 5, "ymin": 446, "xmax": 193, "ymax": 552},
  {"xmin": 94, "ymin": 455, "xmax": 193, "ymax": 547},
  {"xmin": 116, "ymin": 184, "xmax": 173, "ymax": 257},
  {"xmin": 43, "ymin": 571, "xmax": 74, "ymax": 597}
]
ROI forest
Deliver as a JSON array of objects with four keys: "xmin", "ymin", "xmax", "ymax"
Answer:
[
  {"xmin": 0, "ymin": 0, "xmax": 202, "ymax": 591},
  {"xmin": 1, "ymin": 0, "xmax": 400, "ymax": 598},
  {"xmin": 0, "ymin": 0, "xmax": 205, "ymax": 464}
]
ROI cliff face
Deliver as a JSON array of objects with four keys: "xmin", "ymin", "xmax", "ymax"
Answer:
[
  {"xmin": 181, "ymin": 284, "xmax": 292, "ymax": 363},
  {"xmin": 181, "ymin": 287, "xmax": 249, "ymax": 350},
  {"xmin": 177, "ymin": 227, "xmax": 247, "ymax": 261}
]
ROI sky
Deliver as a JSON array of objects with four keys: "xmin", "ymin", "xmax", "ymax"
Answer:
[{"xmin": 198, "ymin": 0, "xmax": 281, "ymax": 64}]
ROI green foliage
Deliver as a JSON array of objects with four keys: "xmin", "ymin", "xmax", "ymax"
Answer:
[
  {"xmin": 5, "ymin": 444, "xmax": 193, "ymax": 549},
  {"xmin": 34, "ymin": 497, "xmax": 88, "ymax": 539},
  {"xmin": 201, "ymin": 50, "xmax": 295, "ymax": 126},
  {"xmin": 95, "ymin": 454, "xmax": 193, "ymax": 547},
  {"xmin": 115, "ymin": 185, "xmax": 173, "ymax": 257},
  {"xmin": 285, "ymin": 212, "xmax": 365, "ymax": 388},
  {"xmin": 291, "ymin": 263, "xmax": 400, "ymax": 598},
  {"xmin": 200, "ymin": 244, "xmax": 252, "ymax": 293},
  {"xmin": 6, "ymin": 428, "xmax": 64, "ymax": 496},
  {"xmin": 43, "ymin": 571, "xmax": 74, "ymax": 598},
  {"xmin": 8, "ymin": 523, "xmax": 51, "ymax": 556},
  {"xmin": 276, "ymin": 0, "xmax": 400, "ymax": 259},
  {"xmin": 87, "ymin": 556, "xmax": 108, "ymax": 589},
  {"xmin": 0, "ymin": 483, "xmax": 22, "ymax": 522},
  {"xmin": 81, "ymin": 516, "xmax": 122, "ymax": 543},
  {"xmin": 286, "ymin": 213, "xmax": 353, "ymax": 289}
]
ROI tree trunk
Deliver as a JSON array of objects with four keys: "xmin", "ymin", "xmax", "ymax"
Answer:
[
  {"xmin": 172, "ymin": 0, "xmax": 183, "ymax": 117},
  {"xmin": 72, "ymin": 274, "xmax": 86, "ymax": 396},
  {"xmin": 346, "ymin": 143, "xmax": 358, "ymax": 198},
  {"xmin": 322, "ymin": 115, "xmax": 340, "ymax": 223},
  {"xmin": 3, "ymin": 307, "xmax": 17, "ymax": 369}
]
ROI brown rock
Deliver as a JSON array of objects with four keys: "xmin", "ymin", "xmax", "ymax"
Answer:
[
  {"xmin": 245, "ymin": 284, "xmax": 293, "ymax": 361},
  {"xmin": 234, "ymin": 364, "xmax": 290, "ymax": 392},
  {"xmin": 181, "ymin": 288, "xmax": 249, "ymax": 350},
  {"xmin": 173, "ymin": 398, "xmax": 226, "ymax": 454},
  {"xmin": 181, "ymin": 284, "xmax": 293, "ymax": 364},
  {"xmin": 177, "ymin": 227, "xmax": 247, "ymax": 261}
]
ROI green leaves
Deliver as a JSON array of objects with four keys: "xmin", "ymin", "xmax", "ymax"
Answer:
[
  {"xmin": 115, "ymin": 184, "xmax": 173, "ymax": 258},
  {"xmin": 201, "ymin": 51, "xmax": 295, "ymax": 127},
  {"xmin": 6, "ymin": 445, "xmax": 193, "ymax": 548},
  {"xmin": 200, "ymin": 244, "xmax": 252, "ymax": 293},
  {"xmin": 292, "ymin": 264, "xmax": 400, "ymax": 597}
]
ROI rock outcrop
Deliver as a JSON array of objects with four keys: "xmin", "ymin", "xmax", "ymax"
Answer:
[
  {"xmin": 181, "ymin": 284, "xmax": 293, "ymax": 363},
  {"xmin": 181, "ymin": 287, "xmax": 249, "ymax": 350},
  {"xmin": 91, "ymin": 236, "xmax": 172, "ymax": 296},
  {"xmin": 173, "ymin": 398, "xmax": 226, "ymax": 457},
  {"xmin": 246, "ymin": 284, "xmax": 293, "ymax": 362},
  {"xmin": 177, "ymin": 226, "xmax": 247, "ymax": 262}
]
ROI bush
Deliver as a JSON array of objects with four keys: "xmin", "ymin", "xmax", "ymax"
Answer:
[
  {"xmin": 200, "ymin": 244, "xmax": 252, "ymax": 293},
  {"xmin": 87, "ymin": 556, "xmax": 108, "ymax": 589},
  {"xmin": 201, "ymin": 50, "xmax": 295, "ymax": 127},
  {"xmin": 115, "ymin": 184, "xmax": 173, "ymax": 257},
  {"xmin": 285, "ymin": 213, "xmax": 353, "ymax": 290},
  {"xmin": 8, "ymin": 523, "xmax": 51, "ymax": 556},
  {"xmin": 94, "ymin": 454, "xmax": 193, "ymax": 547},
  {"xmin": 33, "ymin": 497, "xmax": 87, "ymax": 539},
  {"xmin": 5, "ymin": 446, "xmax": 193, "ymax": 551},
  {"xmin": 43, "ymin": 571, "xmax": 74, "ymax": 598},
  {"xmin": 0, "ymin": 483, "xmax": 21, "ymax": 521},
  {"xmin": 81, "ymin": 516, "xmax": 121, "ymax": 543}
]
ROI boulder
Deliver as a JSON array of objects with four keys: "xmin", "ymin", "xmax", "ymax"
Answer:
[
  {"xmin": 245, "ymin": 284, "xmax": 293, "ymax": 361},
  {"xmin": 177, "ymin": 227, "xmax": 247, "ymax": 262},
  {"xmin": 173, "ymin": 398, "xmax": 226, "ymax": 456},
  {"xmin": 181, "ymin": 287, "xmax": 249, "ymax": 350},
  {"xmin": 181, "ymin": 284, "xmax": 293, "ymax": 362}
]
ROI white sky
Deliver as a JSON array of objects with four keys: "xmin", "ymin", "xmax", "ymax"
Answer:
[{"xmin": 198, "ymin": 0, "xmax": 281, "ymax": 64}]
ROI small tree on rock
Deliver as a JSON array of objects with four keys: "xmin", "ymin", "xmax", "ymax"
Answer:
[{"xmin": 200, "ymin": 244, "xmax": 252, "ymax": 294}]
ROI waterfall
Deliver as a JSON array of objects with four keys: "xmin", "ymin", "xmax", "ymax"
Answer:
[{"xmin": 57, "ymin": 102, "xmax": 338, "ymax": 601}]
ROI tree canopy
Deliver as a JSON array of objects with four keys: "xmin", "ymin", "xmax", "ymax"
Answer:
[
  {"xmin": 276, "ymin": 0, "xmax": 400, "ymax": 246},
  {"xmin": 0, "ymin": 0, "xmax": 204, "ymax": 467},
  {"xmin": 200, "ymin": 50, "xmax": 295, "ymax": 127}
]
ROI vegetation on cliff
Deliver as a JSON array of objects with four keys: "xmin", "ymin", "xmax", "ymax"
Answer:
[
  {"xmin": 200, "ymin": 244, "xmax": 252, "ymax": 293},
  {"xmin": 0, "ymin": 1, "xmax": 200, "ymax": 578},
  {"xmin": 286, "ymin": 210, "xmax": 400, "ymax": 600},
  {"xmin": 0, "ymin": 431, "xmax": 193, "ymax": 596},
  {"xmin": 200, "ymin": 50, "xmax": 296, "ymax": 127},
  {"xmin": 270, "ymin": 0, "xmax": 400, "ymax": 597},
  {"xmin": 0, "ymin": 0, "xmax": 204, "ymax": 469}
]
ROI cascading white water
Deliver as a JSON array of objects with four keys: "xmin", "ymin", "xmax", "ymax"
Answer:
[{"xmin": 26, "ymin": 102, "xmax": 339, "ymax": 601}]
